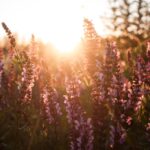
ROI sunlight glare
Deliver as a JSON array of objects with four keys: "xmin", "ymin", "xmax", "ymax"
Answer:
[
  {"xmin": 50, "ymin": 21, "xmax": 83, "ymax": 53},
  {"xmin": 52, "ymin": 36, "xmax": 81, "ymax": 53},
  {"xmin": 0, "ymin": 0, "xmax": 109, "ymax": 53}
]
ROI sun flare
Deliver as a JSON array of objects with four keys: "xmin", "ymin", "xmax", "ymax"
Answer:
[
  {"xmin": 38, "ymin": 17, "xmax": 83, "ymax": 53},
  {"xmin": 52, "ymin": 37, "xmax": 81, "ymax": 53},
  {"xmin": 50, "ymin": 25, "xmax": 83, "ymax": 53},
  {"xmin": 0, "ymin": 0, "xmax": 109, "ymax": 53}
]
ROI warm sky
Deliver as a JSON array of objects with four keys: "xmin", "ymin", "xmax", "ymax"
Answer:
[{"xmin": 0, "ymin": 0, "xmax": 110, "ymax": 51}]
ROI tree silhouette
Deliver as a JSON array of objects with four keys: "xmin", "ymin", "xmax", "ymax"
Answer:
[{"xmin": 108, "ymin": 0, "xmax": 150, "ymax": 48}]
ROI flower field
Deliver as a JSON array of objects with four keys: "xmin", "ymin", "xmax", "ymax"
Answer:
[{"xmin": 0, "ymin": 22, "xmax": 150, "ymax": 150}]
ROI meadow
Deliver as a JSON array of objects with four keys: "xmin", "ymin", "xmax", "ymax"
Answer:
[{"xmin": 0, "ymin": 21, "xmax": 150, "ymax": 150}]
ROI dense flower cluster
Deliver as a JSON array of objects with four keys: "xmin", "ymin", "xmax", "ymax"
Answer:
[
  {"xmin": 90, "ymin": 43, "xmax": 127, "ymax": 149},
  {"xmin": 83, "ymin": 19, "xmax": 150, "ymax": 149},
  {"xmin": 0, "ymin": 22, "xmax": 149, "ymax": 150},
  {"xmin": 64, "ymin": 76, "xmax": 94, "ymax": 150}
]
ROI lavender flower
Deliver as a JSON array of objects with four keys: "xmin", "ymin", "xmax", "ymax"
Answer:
[
  {"xmin": 41, "ymin": 85, "xmax": 62, "ymax": 124},
  {"xmin": 64, "ymin": 76, "xmax": 94, "ymax": 150}
]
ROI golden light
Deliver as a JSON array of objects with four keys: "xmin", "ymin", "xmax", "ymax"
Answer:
[
  {"xmin": 0, "ymin": 0, "xmax": 109, "ymax": 53},
  {"xmin": 49, "ymin": 20, "xmax": 83, "ymax": 53},
  {"xmin": 37, "ymin": 13, "xmax": 84, "ymax": 53},
  {"xmin": 52, "ymin": 36, "xmax": 81, "ymax": 54}
]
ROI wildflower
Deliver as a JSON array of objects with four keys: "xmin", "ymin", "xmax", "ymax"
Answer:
[
  {"xmin": 1, "ymin": 22, "xmax": 16, "ymax": 48},
  {"xmin": 64, "ymin": 76, "xmax": 94, "ymax": 150}
]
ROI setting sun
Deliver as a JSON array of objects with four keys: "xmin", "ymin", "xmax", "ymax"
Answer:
[
  {"xmin": 52, "ymin": 36, "xmax": 81, "ymax": 53},
  {"xmin": 50, "ymin": 23, "xmax": 83, "ymax": 53},
  {"xmin": 0, "ymin": 0, "xmax": 109, "ymax": 53}
]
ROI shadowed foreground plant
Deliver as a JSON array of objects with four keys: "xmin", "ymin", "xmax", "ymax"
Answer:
[
  {"xmin": 132, "ymin": 42, "xmax": 150, "ymax": 145},
  {"xmin": 90, "ymin": 42, "xmax": 128, "ymax": 149},
  {"xmin": 64, "ymin": 75, "xmax": 94, "ymax": 150}
]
